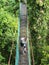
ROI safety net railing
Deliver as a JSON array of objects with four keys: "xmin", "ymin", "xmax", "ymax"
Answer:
[
  {"xmin": 27, "ymin": 21, "xmax": 31, "ymax": 65},
  {"xmin": 15, "ymin": 17, "xmax": 20, "ymax": 65}
]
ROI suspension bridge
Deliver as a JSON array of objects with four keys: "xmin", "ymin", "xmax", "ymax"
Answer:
[{"xmin": 15, "ymin": 1, "xmax": 31, "ymax": 65}]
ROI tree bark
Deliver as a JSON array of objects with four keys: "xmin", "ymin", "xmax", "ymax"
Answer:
[{"xmin": 8, "ymin": 41, "xmax": 14, "ymax": 65}]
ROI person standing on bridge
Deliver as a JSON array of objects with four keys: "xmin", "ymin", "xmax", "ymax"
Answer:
[
  {"xmin": 23, "ymin": 37, "xmax": 27, "ymax": 54},
  {"xmin": 20, "ymin": 37, "xmax": 25, "ymax": 47},
  {"xmin": 20, "ymin": 37, "xmax": 27, "ymax": 54}
]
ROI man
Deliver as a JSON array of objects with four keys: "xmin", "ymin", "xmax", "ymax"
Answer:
[
  {"xmin": 20, "ymin": 37, "xmax": 25, "ymax": 47},
  {"xmin": 20, "ymin": 37, "xmax": 27, "ymax": 54},
  {"xmin": 23, "ymin": 38, "xmax": 27, "ymax": 54}
]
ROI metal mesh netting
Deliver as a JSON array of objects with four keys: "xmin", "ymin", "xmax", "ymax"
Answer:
[{"xmin": 20, "ymin": 3, "xmax": 27, "ymax": 16}]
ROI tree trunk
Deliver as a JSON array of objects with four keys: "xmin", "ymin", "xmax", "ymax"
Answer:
[{"xmin": 8, "ymin": 41, "xmax": 14, "ymax": 65}]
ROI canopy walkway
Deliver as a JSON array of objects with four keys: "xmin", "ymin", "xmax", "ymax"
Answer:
[{"xmin": 15, "ymin": 2, "xmax": 31, "ymax": 65}]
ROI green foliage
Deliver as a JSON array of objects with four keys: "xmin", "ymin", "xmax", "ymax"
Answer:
[
  {"xmin": 0, "ymin": 52, "xmax": 5, "ymax": 62},
  {"xmin": 0, "ymin": 8, "xmax": 18, "ymax": 48},
  {"xmin": 0, "ymin": 0, "xmax": 18, "ymax": 65},
  {"xmin": 41, "ymin": 46, "xmax": 49, "ymax": 65},
  {"xmin": 36, "ymin": 0, "xmax": 43, "ymax": 6},
  {"xmin": 0, "ymin": 0, "xmax": 49, "ymax": 65},
  {"xmin": 28, "ymin": 0, "xmax": 49, "ymax": 65}
]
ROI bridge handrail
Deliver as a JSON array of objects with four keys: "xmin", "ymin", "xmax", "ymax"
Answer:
[
  {"xmin": 15, "ymin": 17, "xmax": 20, "ymax": 65},
  {"xmin": 27, "ymin": 21, "xmax": 31, "ymax": 65}
]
